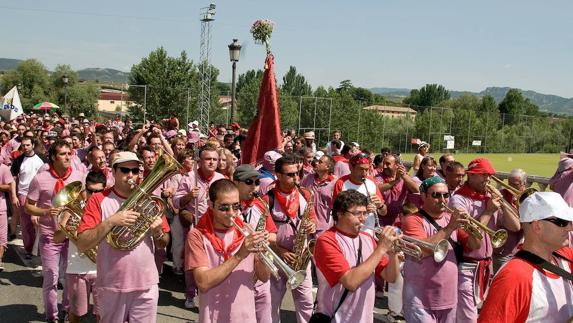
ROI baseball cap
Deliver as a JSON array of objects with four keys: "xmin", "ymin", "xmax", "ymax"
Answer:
[
  {"xmin": 466, "ymin": 158, "xmax": 496, "ymax": 175},
  {"xmin": 233, "ymin": 164, "xmax": 260, "ymax": 181},
  {"xmin": 519, "ymin": 192, "xmax": 573, "ymax": 223},
  {"xmin": 263, "ymin": 150, "xmax": 282, "ymax": 170},
  {"xmin": 112, "ymin": 151, "xmax": 142, "ymax": 167}
]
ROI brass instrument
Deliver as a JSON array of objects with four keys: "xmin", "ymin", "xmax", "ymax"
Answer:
[
  {"xmin": 361, "ymin": 224, "xmax": 449, "ymax": 262},
  {"xmin": 290, "ymin": 187, "xmax": 316, "ymax": 272},
  {"xmin": 52, "ymin": 181, "xmax": 97, "ymax": 263},
  {"xmin": 441, "ymin": 203, "xmax": 508, "ymax": 248},
  {"xmin": 229, "ymin": 212, "xmax": 306, "ymax": 289},
  {"xmin": 362, "ymin": 177, "xmax": 380, "ymax": 227},
  {"xmin": 490, "ymin": 176, "xmax": 538, "ymax": 213},
  {"xmin": 106, "ymin": 152, "xmax": 182, "ymax": 250}
]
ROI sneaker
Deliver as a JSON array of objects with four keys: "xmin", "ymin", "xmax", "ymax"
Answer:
[
  {"xmin": 385, "ymin": 311, "xmax": 405, "ymax": 322},
  {"xmin": 173, "ymin": 267, "xmax": 184, "ymax": 276},
  {"xmin": 184, "ymin": 297, "xmax": 198, "ymax": 309}
]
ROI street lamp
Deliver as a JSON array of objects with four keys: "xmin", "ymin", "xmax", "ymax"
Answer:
[
  {"xmin": 228, "ymin": 38, "xmax": 241, "ymax": 125},
  {"xmin": 62, "ymin": 73, "xmax": 69, "ymax": 115}
]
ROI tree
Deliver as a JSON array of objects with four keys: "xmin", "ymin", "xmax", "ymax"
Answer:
[
  {"xmin": 128, "ymin": 47, "xmax": 198, "ymax": 122},
  {"xmin": 281, "ymin": 66, "xmax": 312, "ymax": 97},
  {"xmin": 336, "ymin": 80, "xmax": 353, "ymax": 93},
  {"xmin": 236, "ymin": 69, "xmax": 264, "ymax": 127},
  {"xmin": 0, "ymin": 59, "xmax": 51, "ymax": 110},
  {"xmin": 498, "ymin": 89, "xmax": 539, "ymax": 125},
  {"xmin": 404, "ymin": 83, "xmax": 450, "ymax": 108}
]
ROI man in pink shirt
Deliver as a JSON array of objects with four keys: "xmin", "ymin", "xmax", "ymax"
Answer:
[
  {"xmin": 301, "ymin": 154, "xmax": 337, "ymax": 236},
  {"xmin": 0, "ymin": 163, "xmax": 15, "ymax": 271},
  {"xmin": 173, "ymin": 145, "xmax": 225, "ymax": 308},
  {"xmin": 402, "ymin": 176, "xmax": 480, "ymax": 323},
  {"xmin": 77, "ymin": 151, "xmax": 170, "ymax": 323},
  {"xmin": 186, "ymin": 179, "xmax": 271, "ymax": 323},
  {"xmin": 313, "ymin": 189, "xmax": 400, "ymax": 322},
  {"xmin": 25, "ymin": 140, "xmax": 86, "ymax": 322},
  {"xmin": 549, "ymin": 153, "xmax": 573, "ymax": 207}
]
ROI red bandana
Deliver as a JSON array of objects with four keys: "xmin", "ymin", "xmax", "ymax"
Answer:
[
  {"xmin": 198, "ymin": 168, "xmax": 215, "ymax": 183},
  {"xmin": 314, "ymin": 173, "xmax": 335, "ymax": 185},
  {"xmin": 196, "ymin": 209, "xmax": 245, "ymax": 260},
  {"xmin": 49, "ymin": 164, "xmax": 72, "ymax": 194},
  {"xmin": 272, "ymin": 187, "xmax": 299, "ymax": 219},
  {"xmin": 455, "ymin": 183, "xmax": 490, "ymax": 202}
]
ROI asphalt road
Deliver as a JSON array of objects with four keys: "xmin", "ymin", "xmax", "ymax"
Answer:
[{"xmin": 0, "ymin": 238, "xmax": 396, "ymax": 323}]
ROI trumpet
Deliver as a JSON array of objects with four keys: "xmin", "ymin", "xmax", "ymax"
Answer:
[
  {"xmin": 361, "ymin": 224, "xmax": 449, "ymax": 263},
  {"xmin": 489, "ymin": 176, "xmax": 538, "ymax": 217},
  {"xmin": 229, "ymin": 214, "xmax": 306, "ymax": 289},
  {"xmin": 441, "ymin": 203, "xmax": 507, "ymax": 248}
]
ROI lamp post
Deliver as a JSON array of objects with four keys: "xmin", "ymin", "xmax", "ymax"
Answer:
[
  {"xmin": 228, "ymin": 38, "xmax": 241, "ymax": 125},
  {"xmin": 62, "ymin": 73, "xmax": 69, "ymax": 115}
]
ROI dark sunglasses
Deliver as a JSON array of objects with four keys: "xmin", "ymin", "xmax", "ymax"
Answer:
[
  {"xmin": 118, "ymin": 167, "xmax": 140, "ymax": 174},
  {"xmin": 216, "ymin": 203, "xmax": 242, "ymax": 212},
  {"xmin": 281, "ymin": 172, "xmax": 299, "ymax": 178},
  {"xmin": 243, "ymin": 178, "xmax": 261, "ymax": 186},
  {"xmin": 86, "ymin": 188, "xmax": 104, "ymax": 194},
  {"xmin": 431, "ymin": 192, "xmax": 450, "ymax": 199},
  {"xmin": 541, "ymin": 218, "xmax": 571, "ymax": 228}
]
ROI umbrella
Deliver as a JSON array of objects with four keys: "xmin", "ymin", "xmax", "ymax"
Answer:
[{"xmin": 33, "ymin": 101, "xmax": 60, "ymax": 111}]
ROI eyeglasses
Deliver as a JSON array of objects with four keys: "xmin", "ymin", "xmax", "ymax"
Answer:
[
  {"xmin": 86, "ymin": 188, "xmax": 104, "ymax": 194},
  {"xmin": 243, "ymin": 178, "xmax": 261, "ymax": 186},
  {"xmin": 216, "ymin": 203, "xmax": 242, "ymax": 212},
  {"xmin": 345, "ymin": 210, "xmax": 368, "ymax": 218},
  {"xmin": 118, "ymin": 167, "xmax": 140, "ymax": 174},
  {"xmin": 541, "ymin": 218, "xmax": 571, "ymax": 228},
  {"xmin": 281, "ymin": 172, "xmax": 299, "ymax": 178},
  {"xmin": 431, "ymin": 192, "xmax": 450, "ymax": 199}
]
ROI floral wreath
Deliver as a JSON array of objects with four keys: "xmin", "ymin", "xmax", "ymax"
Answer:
[{"xmin": 250, "ymin": 19, "xmax": 275, "ymax": 54}]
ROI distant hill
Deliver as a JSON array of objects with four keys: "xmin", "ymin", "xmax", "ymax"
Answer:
[
  {"xmin": 0, "ymin": 58, "xmax": 22, "ymax": 70},
  {"xmin": 77, "ymin": 68, "xmax": 129, "ymax": 83},
  {"xmin": 372, "ymin": 86, "xmax": 573, "ymax": 116}
]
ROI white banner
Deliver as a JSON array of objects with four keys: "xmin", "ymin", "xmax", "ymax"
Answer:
[
  {"xmin": 444, "ymin": 135, "xmax": 454, "ymax": 141},
  {"xmin": 0, "ymin": 86, "xmax": 23, "ymax": 121},
  {"xmin": 472, "ymin": 140, "xmax": 482, "ymax": 146},
  {"xmin": 446, "ymin": 140, "xmax": 455, "ymax": 149}
]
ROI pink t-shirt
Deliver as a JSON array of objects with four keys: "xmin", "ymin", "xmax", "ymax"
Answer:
[
  {"xmin": 301, "ymin": 173, "xmax": 337, "ymax": 235},
  {"xmin": 314, "ymin": 227, "xmax": 389, "ymax": 322},
  {"xmin": 376, "ymin": 173, "xmax": 410, "ymax": 226},
  {"xmin": 27, "ymin": 167, "xmax": 85, "ymax": 236},
  {"xmin": 0, "ymin": 164, "xmax": 14, "ymax": 212},
  {"xmin": 78, "ymin": 188, "xmax": 170, "ymax": 292},
  {"xmin": 185, "ymin": 228, "xmax": 257, "ymax": 323},
  {"xmin": 173, "ymin": 170, "xmax": 225, "ymax": 219}
]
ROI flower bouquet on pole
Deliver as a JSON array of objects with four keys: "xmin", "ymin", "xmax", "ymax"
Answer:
[{"xmin": 241, "ymin": 19, "xmax": 282, "ymax": 165}]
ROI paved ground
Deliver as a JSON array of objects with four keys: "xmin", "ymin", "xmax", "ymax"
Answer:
[{"xmin": 0, "ymin": 237, "xmax": 399, "ymax": 322}]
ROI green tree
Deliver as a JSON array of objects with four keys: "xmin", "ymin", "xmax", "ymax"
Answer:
[
  {"xmin": 0, "ymin": 59, "xmax": 51, "ymax": 110},
  {"xmin": 235, "ymin": 69, "xmax": 264, "ymax": 127},
  {"xmin": 281, "ymin": 66, "xmax": 312, "ymax": 97},
  {"xmin": 404, "ymin": 83, "xmax": 450, "ymax": 108},
  {"xmin": 498, "ymin": 89, "xmax": 539, "ymax": 125}
]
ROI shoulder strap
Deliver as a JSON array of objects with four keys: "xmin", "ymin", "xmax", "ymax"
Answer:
[
  {"xmin": 418, "ymin": 209, "xmax": 460, "ymax": 249},
  {"xmin": 330, "ymin": 238, "xmax": 361, "ymax": 319},
  {"xmin": 515, "ymin": 250, "xmax": 573, "ymax": 281}
]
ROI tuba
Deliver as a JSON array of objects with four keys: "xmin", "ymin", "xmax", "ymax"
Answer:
[
  {"xmin": 106, "ymin": 151, "xmax": 182, "ymax": 250},
  {"xmin": 52, "ymin": 181, "xmax": 97, "ymax": 263},
  {"xmin": 290, "ymin": 187, "xmax": 316, "ymax": 272}
]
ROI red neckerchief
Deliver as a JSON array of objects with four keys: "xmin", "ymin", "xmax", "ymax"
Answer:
[
  {"xmin": 49, "ymin": 164, "xmax": 72, "ymax": 194},
  {"xmin": 272, "ymin": 187, "xmax": 299, "ymax": 219},
  {"xmin": 382, "ymin": 173, "xmax": 402, "ymax": 194},
  {"xmin": 314, "ymin": 173, "xmax": 335, "ymax": 185},
  {"xmin": 241, "ymin": 198, "xmax": 256, "ymax": 209},
  {"xmin": 455, "ymin": 183, "xmax": 490, "ymax": 202},
  {"xmin": 196, "ymin": 209, "xmax": 245, "ymax": 260},
  {"xmin": 332, "ymin": 155, "xmax": 348, "ymax": 164},
  {"xmin": 198, "ymin": 168, "xmax": 215, "ymax": 183}
]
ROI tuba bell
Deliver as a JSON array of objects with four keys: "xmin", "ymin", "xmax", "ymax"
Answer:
[
  {"xmin": 106, "ymin": 151, "xmax": 182, "ymax": 250},
  {"xmin": 52, "ymin": 181, "xmax": 97, "ymax": 263}
]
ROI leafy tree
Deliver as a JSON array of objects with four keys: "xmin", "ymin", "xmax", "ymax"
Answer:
[
  {"xmin": 65, "ymin": 82, "xmax": 99, "ymax": 117},
  {"xmin": 404, "ymin": 83, "xmax": 450, "ymax": 108},
  {"xmin": 498, "ymin": 89, "xmax": 539, "ymax": 125},
  {"xmin": 0, "ymin": 59, "xmax": 51, "ymax": 110},
  {"xmin": 236, "ymin": 69, "xmax": 264, "ymax": 127},
  {"xmin": 281, "ymin": 66, "xmax": 312, "ymax": 97},
  {"xmin": 336, "ymin": 80, "xmax": 353, "ymax": 93}
]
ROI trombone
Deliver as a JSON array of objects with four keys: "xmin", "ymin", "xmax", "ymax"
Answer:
[
  {"xmin": 229, "ymin": 214, "xmax": 306, "ymax": 289},
  {"xmin": 489, "ymin": 176, "xmax": 538, "ymax": 218},
  {"xmin": 361, "ymin": 224, "xmax": 449, "ymax": 263},
  {"xmin": 441, "ymin": 203, "xmax": 508, "ymax": 248}
]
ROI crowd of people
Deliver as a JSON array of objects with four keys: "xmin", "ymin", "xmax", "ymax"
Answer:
[{"xmin": 0, "ymin": 111, "xmax": 572, "ymax": 323}]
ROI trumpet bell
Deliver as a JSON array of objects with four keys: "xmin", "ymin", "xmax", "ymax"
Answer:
[
  {"xmin": 491, "ymin": 229, "xmax": 508, "ymax": 248},
  {"xmin": 287, "ymin": 270, "xmax": 307, "ymax": 289},
  {"xmin": 433, "ymin": 240, "xmax": 450, "ymax": 263}
]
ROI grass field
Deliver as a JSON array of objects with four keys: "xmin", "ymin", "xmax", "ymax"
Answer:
[{"xmin": 401, "ymin": 153, "xmax": 560, "ymax": 178}]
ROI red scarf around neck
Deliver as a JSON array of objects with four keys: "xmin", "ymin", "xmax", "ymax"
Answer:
[
  {"xmin": 49, "ymin": 164, "xmax": 72, "ymax": 194},
  {"xmin": 455, "ymin": 183, "xmax": 490, "ymax": 202},
  {"xmin": 198, "ymin": 168, "xmax": 215, "ymax": 183},
  {"xmin": 272, "ymin": 187, "xmax": 300, "ymax": 219},
  {"xmin": 196, "ymin": 209, "xmax": 245, "ymax": 260}
]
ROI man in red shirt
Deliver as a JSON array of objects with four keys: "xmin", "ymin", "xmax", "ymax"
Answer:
[{"xmin": 479, "ymin": 192, "xmax": 573, "ymax": 322}]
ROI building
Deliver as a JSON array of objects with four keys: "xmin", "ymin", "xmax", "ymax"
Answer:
[
  {"xmin": 363, "ymin": 105, "xmax": 417, "ymax": 120},
  {"xmin": 97, "ymin": 89, "xmax": 133, "ymax": 113}
]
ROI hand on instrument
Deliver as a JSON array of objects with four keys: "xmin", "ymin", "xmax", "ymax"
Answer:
[
  {"xmin": 109, "ymin": 210, "xmax": 139, "ymax": 227},
  {"xmin": 46, "ymin": 206, "xmax": 63, "ymax": 217},
  {"xmin": 376, "ymin": 226, "xmax": 400, "ymax": 253},
  {"xmin": 237, "ymin": 230, "xmax": 268, "ymax": 259},
  {"xmin": 189, "ymin": 187, "xmax": 200, "ymax": 199},
  {"xmin": 446, "ymin": 209, "xmax": 467, "ymax": 231},
  {"xmin": 150, "ymin": 217, "xmax": 164, "ymax": 235},
  {"xmin": 486, "ymin": 196, "xmax": 501, "ymax": 213},
  {"xmin": 279, "ymin": 249, "xmax": 297, "ymax": 265},
  {"xmin": 370, "ymin": 195, "xmax": 383, "ymax": 209},
  {"xmin": 303, "ymin": 220, "xmax": 316, "ymax": 234}
]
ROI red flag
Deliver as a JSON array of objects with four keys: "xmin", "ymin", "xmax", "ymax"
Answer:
[{"xmin": 241, "ymin": 54, "xmax": 282, "ymax": 165}]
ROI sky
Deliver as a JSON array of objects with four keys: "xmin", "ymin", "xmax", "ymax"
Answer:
[{"xmin": 2, "ymin": 0, "xmax": 573, "ymax": 97}]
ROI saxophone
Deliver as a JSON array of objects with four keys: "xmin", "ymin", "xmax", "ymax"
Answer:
[
  {"xmin": 52, "ymin": 181, "xmax": 97, "ymax": 263},
  {"xmin": 290, "ymin": 187, "xmax": 316, "ymax": 272},
  {"xmin": 106, "ymin": 151, "xmax": 182, "ymax": 250}
]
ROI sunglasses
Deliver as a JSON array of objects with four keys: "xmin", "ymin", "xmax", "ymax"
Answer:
[
  {"xmin": 216, "ymin": 203, "xmax": 242, "ymax": 212},
  {"xmin": 281, "ymin": 172, "xmax": 299, "ymax": 178},
  {"xmin": 86, "ymin": 188, "xmax": 104, "ymax": 194},
  {"xmin": 118, "ymin": 167, "xmax": 140, "ymax": 174},
  {"xmin": 541, "ymin": 217, "xmax": 571, "ymax": 228},
  {"xmin": 243, "ymin": 178, "xmax": 261, "ymax": 186},
  {"xmin": 431, "ymin": 192, "xmax": 450, "ymax": 199}
]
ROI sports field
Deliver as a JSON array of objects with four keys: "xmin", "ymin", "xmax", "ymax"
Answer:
[{"xmin": 401, "ymin": 153, "xmax": 560, "ymax": 178}]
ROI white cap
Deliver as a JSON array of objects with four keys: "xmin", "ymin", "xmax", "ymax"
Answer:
[
  {"xmin": 519, "ymin": 192, "xmax": 573, "ymax": 223},
  {"xmin": 112, "ymin": 151, "xmax": 142, "ymax": 167},
  {"xmin": 314, "ymin": 151, "xmax": 324, "ymax": 160}
]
